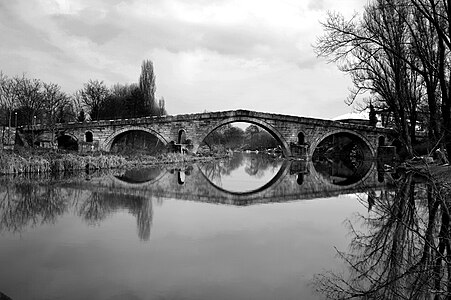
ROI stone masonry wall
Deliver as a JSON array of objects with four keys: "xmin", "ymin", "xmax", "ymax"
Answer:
[{"xmin": 27, "ymin": 110, "xmax": 393, "ymax": 157}]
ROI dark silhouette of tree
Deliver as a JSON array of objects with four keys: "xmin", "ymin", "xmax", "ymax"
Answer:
[
  {"xmin": 77, "ymin": 109, "xmax": 85, "ymax": 122},
  {"xmin": 139, "ymin": 60, "xmax": 157, "ymax": 115},
  {"xmin": 158, "ymin": 96, "xmax": 167, "ymax": 116},
  {"xmin": 78, "ymin": 79, "xmax": 109, "ymax": 121},
  {"xmin": 42, "ymin": 82, "xmax": 71, "ymax": 147},
  {"xmin": 13, "ymin": 75, "xmax": 44, "ymax": 126},
  {"xmin": 100, "ymin": 83, "xmax": 151, "ymax": 119},
  {"xmin": 369, "ymin": 103, "xmax": 377, "ymax": 126},
  {"xmin": 0, "ymin": 72, "xmax": 18, "ymax": 128},
  {"xmin": 316, "ymin": 0, "xmax": 451, "ymax": 160},
  {"xmin": 409, "ymin": 0, "xmax": 451, "ymax": 163}
]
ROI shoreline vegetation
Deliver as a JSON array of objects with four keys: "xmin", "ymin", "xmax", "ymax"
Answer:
[{"xmin": 0, "ymin": 149, "xmax": 232, "ymax": 175}]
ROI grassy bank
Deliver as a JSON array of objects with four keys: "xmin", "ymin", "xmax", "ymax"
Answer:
[{"xmin": 0, "ymin": 150, "xmax": 229, "ymax": 175}]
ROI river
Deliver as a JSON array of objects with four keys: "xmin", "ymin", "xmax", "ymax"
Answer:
[{"xmin": 0, "ymin": 152, "xmax": 447, "ymax": 300}]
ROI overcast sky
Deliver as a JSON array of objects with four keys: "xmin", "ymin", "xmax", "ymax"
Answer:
[{"xmin": 0, "ymin": 0, "xmax": 367, "ymax": 119}]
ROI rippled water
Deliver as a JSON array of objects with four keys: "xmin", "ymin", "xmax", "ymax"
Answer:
[{"xmin": 0, "ymin": 152, "xmax": 383, "ymax": 300}]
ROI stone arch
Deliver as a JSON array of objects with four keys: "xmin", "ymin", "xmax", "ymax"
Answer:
[
  {"xmin": 56, "ymin": 133, "xmax": 79, "ymax": 151},
  {"xmin": 309, "ymin": 129, "xmax": 376, "ymax": 158},
  {"xmin": 197, "ymin": 116, "xmax": 291, "ymax": 156},
  {"xmin": 102, "ymin": 126, "xmax": 168, "ymax": 152}
]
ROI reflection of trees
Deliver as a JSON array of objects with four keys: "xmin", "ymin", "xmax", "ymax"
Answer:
[
  {"xmin": 313, "ymin": 133, "xmax": 373, "ymax": 186},
  {"xmin": 76, "ymin": 192, "xmax": 153, "ymax": 241},
  {"xmin": 136, "ymin": 198, "xmax": 152, "ymax": 241},
  {"xmin": 201, "ymin": 152, "xmax": 282, "ymax": 183},
  {"xmin": 77, "ymin": 192, "xmax": 110, "ymax": 225},
  {"xmin": 0, "ymin": 181, "xmax": 153, "ymax": 241},
  {"xmin": 314, "ymin": 173, "xmax": 451, "ymax": 299},
  {"xmin": 244, "ymin": 153, "xmax": 281, "ymax": 178},
  {"xmin": 200, "ymin": 152, "xmax": 245, "ymax": 183},
  {"xmin": 0, "ymin": 184, "xmax": 68, "ymax": 232}
]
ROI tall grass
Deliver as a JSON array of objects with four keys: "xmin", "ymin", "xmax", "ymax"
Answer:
[
  {"xmin": 0, "ymin": 150, "xmax": 230, "ymax": 175},
  {"xmin": 0, "ymin": 152, "xmax": 127, "ymax": 175}
]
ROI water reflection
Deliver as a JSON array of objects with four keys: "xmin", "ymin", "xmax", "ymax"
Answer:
[
  {"xmin": 115, "ymin": 167, "xmax": 165, "ymax": 184},
  {"xmin": 0, "ymin": 153, "xmax": 383, "ymax": 239},
  {"xmin": 0, "ymin": 184, "xmax": 152, "ymax": 241},
  {"xmin": 313, "ymin": 132, "xmax": 373, "ymax": 185},
  {"xmin": 314, "ymin": 171, "xmax": 451, "ymax": 299},
  {"xmin": 0, "ymin": 183, "xmax": 68, "ymax": 233},
  {"xmin": 0, "ymin": 154, "xmax": 402, "ymax": 300},
  {"xmin": 199, "ymin": 152, "xmax": 284, "ymax": 193}
]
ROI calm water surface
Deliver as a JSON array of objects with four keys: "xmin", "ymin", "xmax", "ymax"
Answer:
[{"xmin": 0, "ymin": 152, "xmax": 378, "ymax": 300}]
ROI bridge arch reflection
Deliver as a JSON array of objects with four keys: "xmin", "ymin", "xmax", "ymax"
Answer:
[
  {"xmin": 108, "ymin": 158, "xmax": 380, "ymax": 205},
  {"xmin": 114, "ymin": 167, "xmax": 168, "ymax": 186},
  {"xmin": 198, "ymin": 160, "xmax": 291, "ymax": 196}
]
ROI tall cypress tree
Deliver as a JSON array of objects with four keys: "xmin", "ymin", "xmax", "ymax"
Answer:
[{"xmin": 139, "ymin": 60, "xmax": 156, "ymax": 115}]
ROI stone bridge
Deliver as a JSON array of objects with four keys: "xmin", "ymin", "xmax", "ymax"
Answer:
[{"xmin": 25, "ymin": 110, "xmax": 393, "ymax": 158}]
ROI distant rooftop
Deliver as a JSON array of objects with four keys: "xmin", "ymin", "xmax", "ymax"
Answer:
[{"xmin": 332, "ymin": 111, "xmax": 369, "ymax": 121}]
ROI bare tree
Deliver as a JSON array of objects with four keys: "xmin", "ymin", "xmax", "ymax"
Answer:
[
  {"xmin": 13, "ymin": 74, "xmax": 44, "ymax": 126},
  {"xmin": 42, "ymin": 82, "xmax": 70, "ymax": 147},
  {"xmin": 79, "ymin": 79, "xmax": 109, "ymax": 121},
  {"xmin": 409, "ymin": 0, "xmax": 451, "ymax": 161},
  {"xmin": 316, "ymin": 0, "xmax": 422, "ymax": 157},
  {"xmin": 0, "ymin": 72, "xmax": 17, "ymax": 126},
  {"xmin": 0, "ymin": 72, "xmax": 18, "ymax": 145}
]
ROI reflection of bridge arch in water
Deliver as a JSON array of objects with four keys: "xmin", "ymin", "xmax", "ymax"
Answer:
[
  {"xmin": 87, "ymin": 161, "xmax": 382, "ymax": 206},
  {"xmin": 308, "ymin": 160, "xmax": 376, "ymax": 190},
  {"xmin": 198, "ymin": 160, "xmax": 291, "ymax": 198},
  {"xmin": 310, "ymin": 130, "xmax": 375, "ymax": 187},
  {"xmin": 112, "ymin": 168, "xmax": 169, "ymax": 187},
  {"xmin": 196, "ymin": 158, "xmax": 377, "ymax": 202}
]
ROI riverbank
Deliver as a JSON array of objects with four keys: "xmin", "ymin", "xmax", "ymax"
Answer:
[
  {"xmin": 401, "ymin": 159, "xmax": 451, "ymax": 185},
  {"xmin": 0, "ymin": 149, "xmax": 230, "ymax": 175}
]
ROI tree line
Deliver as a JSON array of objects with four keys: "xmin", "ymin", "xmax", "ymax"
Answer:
[
  {"xmin": 0, "ymin": 60, "xmax": 166, "ymax": 130},
  {"xmin": 316, "ymin": 0, "xmax": 451, "ymax": 161},
  {"xmin": 203, "ymin": 124, "xmax": 279, "ymax": 151}
]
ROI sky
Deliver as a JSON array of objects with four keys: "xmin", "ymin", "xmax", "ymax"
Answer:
[{"xmin": 0, "ymin": 0, "xmax": 367, "ymax": 119}]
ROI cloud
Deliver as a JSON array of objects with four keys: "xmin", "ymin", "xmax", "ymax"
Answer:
[
  {"xmin": 0, "ymin": 0, "xmax": 364, "ymax": 118},
  {"xmin": 52, "ymin": 11, "xmax": 123, "ymax": 45},
  {"xmin": 308, "ymin": 0, "xmax": 325, "ymax": 11}
]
